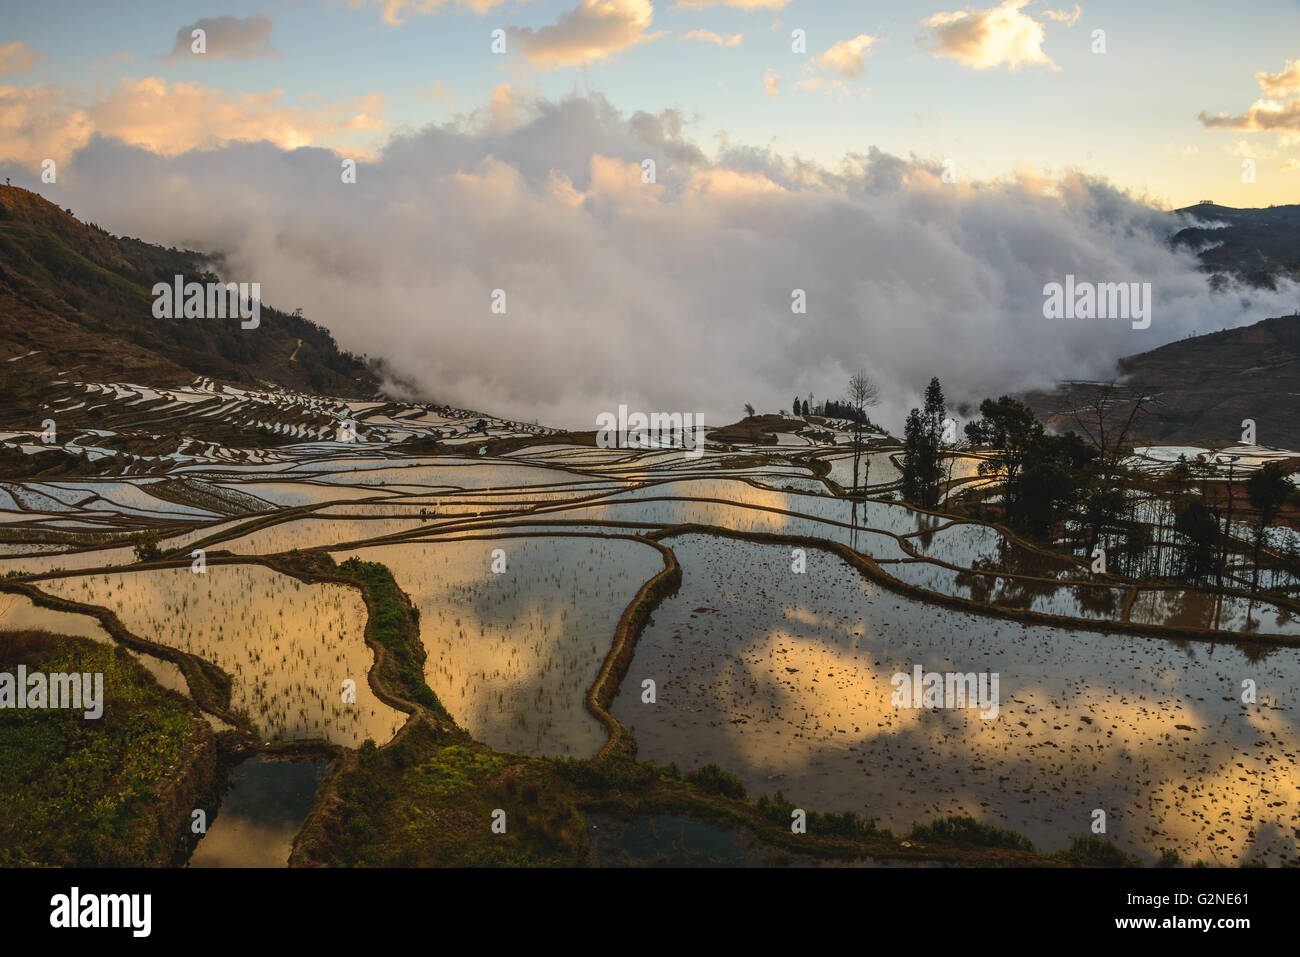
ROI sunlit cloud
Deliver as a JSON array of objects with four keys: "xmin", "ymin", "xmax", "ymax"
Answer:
[
  {"xmin": 1256, "ymin": 58, "xmax": 1300, "ymax": 96},
  {"xmin": 1225, "ymin": 138, "xmax": 1275, "ymax": 159},
  {"xmin": 815, "ymin": 34, "xmax": 878, "ymax": 79},
  {"xmin": 787, "ymin": 35, "xmax": 878, "ymax": 99},
  {"xmin": 676, "ymin": 0, "xmax": 790, "ymax": 9},
  {"xmin": 1200, "ymin": 59, "xmax": 1300, "ymax": 145},
  {"xmin": 763, "ymin": 68, "xmax": 781, "ymax": 97},
  {"xmin": 921, "ymin": 0, "xmax": 1060, "ymax": 71},
  {"xmin": 1042, "ymin": 4, "xmax": 1081, "ymax": 26},
  {"xmin": 0, "ymin": 77, "xmax": 386, "ymax": 164},
  {"xmin": 0, "ymin": 41, "xmax": 42, "ymax": 76},
  {"xmin": 510, "ymin": 0, "xmax": 664, "ymax": 69},
  {"xmin": 682, "ymin": 29, "xmax": 743, "ymax": 47},
  {"xmin": 344, "ymin": 0, "xmax": 521, "ymax": 26},
  {"xmin": 0, "ymin": 84, "xmax": 86, "ymax": 165}
]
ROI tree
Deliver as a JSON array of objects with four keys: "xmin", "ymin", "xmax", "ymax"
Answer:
[
  {"xmin": 1173, "ymin": 498, "xmax": 1221, "ymax": 584},
  {"xmin": 1011, "ymin": 431, "xmax": 1095, "ymax": 537},
  {"xmin": 801, "ymin": 399, "xmax": 810, "ymax": 416},
  {"xmin": 1217, "ymin": 455, "xmax": 1241, "ymax": 586},
  {"xmin": 132, "ymin": 530, "xmax": 162, "ymax": 563},
  {"xmin": 1061, "ymin": 380, "xmax": 1153, "ymax": 477},
  {"xmin": 744, "ymin": 403, "xmax": 756, "ymax": 419},
  {"xmin": 794, "ymin": 396, "xmax": 802, "ymax": 418},
  {"xmin": 920, "ymin": 378, "xmax": 947, "ymax": 507},
  {"xmin": 964, "ymin": 396, "xmax": 1043, "ymax": 516},
  {"xmin": 1245, "ymin": 462, "xmax": 1294, "ymax": 593},
  {"xmin": 847, "ymin": 371, "xmax": 880, "ymax": 491},
  {"xmin": 901, "ymin": 409, "xmax": 926, "ymax": 504},
  {"xmin": 900, "ymin": 379, "xmax": 949, "ymax": 509},
  {"xmin": 1060, "ymin": 380, "xmax": 1155, "ymax": 553}
]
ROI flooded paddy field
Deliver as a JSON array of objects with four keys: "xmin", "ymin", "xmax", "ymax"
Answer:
[
  {"xmin": 207, "ymin": 515, "xmax": 436, "ymax": 554},
  {"xmin": 215, "ymin": 481, "xmax": 399, "ymax": 507},
  {"xmin": 611, "ymin": 534, "xmax": 1300, "ymax": 865},
  {"xmin": 335, "ymin": 536, "xmax": 665, "ymax": 756},
  {"xmin": 4, "ymin": 373, "xmax": 1298, "ymax": 868},
  {"xmin": 822, "ymin": 451, "xmax": 901, "ymax": 489},
  {"xmin": 1129, "ymin": 588, "xmax": 1300, "ymax": 636},
  {"xmin": 0, "ymin": 591, "xmax": 113, "ymax": 642},
  {"xmin": 30, "ymin": 564, "xmax": 405, "ymax": 746}
]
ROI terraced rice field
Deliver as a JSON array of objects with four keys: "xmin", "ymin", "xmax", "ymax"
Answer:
[
  {"xmin": 33, "ymin": 564, "xmax": 404, "ymax": 747},
  {"xmin": 4, "ymin": 374, "xmax": 1298, "ymax": 865}
]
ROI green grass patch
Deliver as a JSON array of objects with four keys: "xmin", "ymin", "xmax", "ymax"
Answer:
[
  {"xmin": 0, "ymin": 631, "xmax": 210, "ymax": 866},
  {"xmin": 333, "ymin": 557, "xmax": 450, "ymax": 720}
]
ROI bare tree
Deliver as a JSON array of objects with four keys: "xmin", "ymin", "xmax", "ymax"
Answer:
[
  {"xmin": 848, "ymin": 370, "xmax": 880, "ymax": 492},
  {"xmin": 1059, "ymin": 379, "xmax": 1157, "ymax": 554},
  {"xmin": 1061, "ymin": 380, "xmax": 1156, "ymax": 479}
]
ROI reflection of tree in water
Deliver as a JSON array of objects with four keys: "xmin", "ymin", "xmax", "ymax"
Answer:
[
  {"xmin": 954, "ymin": 569, "xmax": 1054, "ymax": 610},
  {"xmin": 1240, "ymin": 597, "xmax": 1266, "ymax": 637},
  {"xmin": 913, "ymin": 511, "xmax": 944, "ymax": 534},
  {"xmin": 1236, "ymin": 638, "xmax": 1280, "ymax": 666},
  {"xmin": 954, "ymin": 540, "xmax": 1082, "ymax": 610},
  {"xmin": 1272, "ymin": 601, "xmax": 1295, "ymax": 631},
  {"xmin": 1150, "ymin": 589, "xmax": 1216, "ymax": 634},
  {"xmin": 1074, "ymin": 583, "xmax": 1121, "ymax": 618},
  {"xmin": 1162, "ymin": 636, "xmax": 1196, "ymax": 661},
  {"xmin": 1133, "ymin": 593, "xmax": 1279, "ymax": 664},
  {"xmin": 987, "ymin": 537, "xmax": 1077, "ymax": 579},
  {"xmin": 912, "ymin": 522, "xmax": 939, "ymax": 553}
]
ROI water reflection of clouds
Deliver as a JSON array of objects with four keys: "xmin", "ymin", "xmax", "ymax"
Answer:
[
  {"xmin": 614, "ymin": 535, "xmax": 1300, "ymax": 864},
  {"xmin": 340, "ymin": 537, "xmax": 663, "ymax": 758}
]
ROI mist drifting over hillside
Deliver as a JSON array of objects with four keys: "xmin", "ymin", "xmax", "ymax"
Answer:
[{"xmin": 15, "ymin": 91, "xmax": 1300, "ymax": 430}]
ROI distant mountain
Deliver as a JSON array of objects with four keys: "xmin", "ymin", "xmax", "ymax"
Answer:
[
  {"xmin": 1024, "ymin": 313, "xmax": 1300, "ymax": 449},
  {"xmin": 1171, "ymin": 201, "xmax": 1300, "ymax": 287},
  {"xmin": 0, "ymin": 185, "xmax": 375, "ymax": 395},
  {"xmin": 1020, "ymin": 204, "xmax": 1300, "ymax": 448}
]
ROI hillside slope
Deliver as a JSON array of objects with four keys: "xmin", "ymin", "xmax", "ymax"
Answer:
[
  {"xmin": 1025, "ymin": 313, "xmax": 1300, "ymax": 448},
  {"xmin": 0, "ymin": 185, "xmax": 375, "ymax": 395}
]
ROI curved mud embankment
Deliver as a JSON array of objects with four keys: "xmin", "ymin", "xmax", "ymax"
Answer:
[{"xmin": 583, "ymin": 536, "xmax": 682, "ymax": 760}]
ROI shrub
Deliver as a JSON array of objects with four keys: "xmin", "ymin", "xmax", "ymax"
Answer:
[
  {"xmin": 1156, "ymin": 848, "xmax": 1182, "ymax": 868},
  {"xmin": 550, "ymin": 754, "xmax": 659, "ymax": 792},
  {"xmin": 131, "ymin": 530, "xmax": 161, "ymax": 562},
  {"xmin": 687, "ymin": 763, "xmax": 747, "ymax": 800},
  {"xmin": 909, "ymin": 816, "xmax": 1035, "ymax": 852},
  {"xmin": 756, "ymin": 790, "xmax": 884, "ymax": 839},
  {"xmin": 1052, "ymin": 835, "xmax": 1140, "ymax": 867}
]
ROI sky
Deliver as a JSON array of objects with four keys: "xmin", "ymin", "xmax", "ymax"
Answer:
[
  {"xmin": 3, "ymin": 1, "xmax": 1300, "ymax": 428},
  {"xmin": 6, "ymin": 0, "xmax": 1300, "ymax": 207}
]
